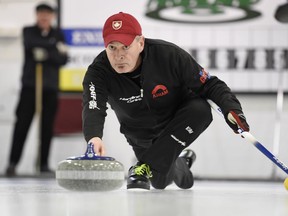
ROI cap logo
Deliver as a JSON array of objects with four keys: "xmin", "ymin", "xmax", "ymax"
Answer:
[{"xmin": 112, "ymin": 21, "xmax": 122, "ymax": 30}]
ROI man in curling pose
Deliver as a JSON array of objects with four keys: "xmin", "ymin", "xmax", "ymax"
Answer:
[{"xmin": 82, "ymin": 12, "xmax": 250, "ymax": 190}]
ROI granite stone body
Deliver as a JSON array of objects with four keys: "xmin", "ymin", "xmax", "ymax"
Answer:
[
  {"xmin": 56, "ymin": 159, "xmax": 124, "ymax": 191},
  {"xmin": 56, "ymin": 143, "xmax": 125, "ymax": 191}
]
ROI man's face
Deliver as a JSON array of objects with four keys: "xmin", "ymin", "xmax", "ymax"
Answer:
[
  {"xmin": 106, "ymin": 36, "xmax": 145, "ymax": 73},
  {"xmin": 36, "ymin": 10, "xmax": 55, "ymax": 30}
]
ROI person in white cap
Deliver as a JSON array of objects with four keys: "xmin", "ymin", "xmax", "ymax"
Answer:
[{"xmin": 82, "ymin": 12, "xmax": 250, "ymax": 190}]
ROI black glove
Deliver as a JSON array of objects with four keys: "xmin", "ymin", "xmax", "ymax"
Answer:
[{"xmin": 225, "ymin": 110, "xmax": 250, "ymax": 133}]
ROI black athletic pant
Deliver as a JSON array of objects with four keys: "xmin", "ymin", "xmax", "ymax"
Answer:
[
  {"xmin": 127, "ymin": 97, "xmax": 213, "ymax": 189},
  {"xmin": 8, "ymin": 86, "xmax": 58, "ymax": 168}
]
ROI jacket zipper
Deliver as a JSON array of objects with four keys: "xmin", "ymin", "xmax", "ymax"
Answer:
[{"xmin": 140, "ymin": 71, "xmax": 144, "ymax": 98}]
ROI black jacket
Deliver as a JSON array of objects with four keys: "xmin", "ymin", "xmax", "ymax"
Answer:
[
  {"xmin": 22, "ymin": 25, "xmax": 68, "ymax": 91},
  {"xmin": 82, "ymin": 39, "xmax": 242, "ymax": 142}
]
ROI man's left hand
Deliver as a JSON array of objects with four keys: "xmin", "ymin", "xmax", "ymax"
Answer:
[{"xmin": 225, "ymin": 110, "xmax": 250, "ymax": 133}]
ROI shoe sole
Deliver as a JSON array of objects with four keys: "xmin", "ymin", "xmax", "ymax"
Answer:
[
  {"xmin": 127, "ymin": 179, "xmax": 150, "ymax": 190},
  {"xmin": 127, "ymin": 183, "xmax": 150, "ymax": 190},
  {"xmin": 173, "ymin": 157, "xmax": 194, "ymax": 189}
]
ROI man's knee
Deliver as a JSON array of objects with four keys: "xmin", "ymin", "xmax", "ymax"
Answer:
[
  {"xmin": 151, "ymin": 181, "xmax": 168, "ymax": 190},
  {"xmin": 184, "ymin": 98, "xmax": 212, "ymax": 124},
  {"xmin": 150, "ymin": 172, "xmax": 173, "ymax": 189}
]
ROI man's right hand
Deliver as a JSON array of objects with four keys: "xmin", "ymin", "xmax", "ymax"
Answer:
[
  {"xmin": 32, "ymin": 47, "xmax": 48, "ymax": 62},
  {"xmin": 88, "ymin": 137, "xmax": 106, "ymax": 156}
]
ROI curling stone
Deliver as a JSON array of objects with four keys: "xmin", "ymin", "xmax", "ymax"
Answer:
[{"xmin": 56, "ymin": 143, "xmax": 124, "ymax": 191}]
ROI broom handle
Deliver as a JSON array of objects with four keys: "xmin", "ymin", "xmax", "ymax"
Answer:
[{"xmin": 35, "ymin": 63, "xmax": 43, "ymax": 173}]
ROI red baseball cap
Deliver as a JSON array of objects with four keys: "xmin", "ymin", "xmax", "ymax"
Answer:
[{"xmin": 103, "ymin": 12, "xmax": 142, "ymax": 47}]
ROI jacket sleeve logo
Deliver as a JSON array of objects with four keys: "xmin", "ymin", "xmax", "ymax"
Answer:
[
  {"xmin": 199, "ymin": 69, "xmax": 210, "ymax": 84},
  {"xmin": 89, "ymin": 82, "xmax": 100, "ymax": 110}
]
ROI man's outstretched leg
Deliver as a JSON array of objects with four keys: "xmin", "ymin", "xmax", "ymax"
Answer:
[{"xmin": 126, "ymin": 98, "xmax": 212, "ymax": 190}]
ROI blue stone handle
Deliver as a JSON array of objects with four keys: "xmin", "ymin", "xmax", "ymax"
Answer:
[{"xmin": 67, "ymin": 143, "xmax": 115, "ymax": 161}]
